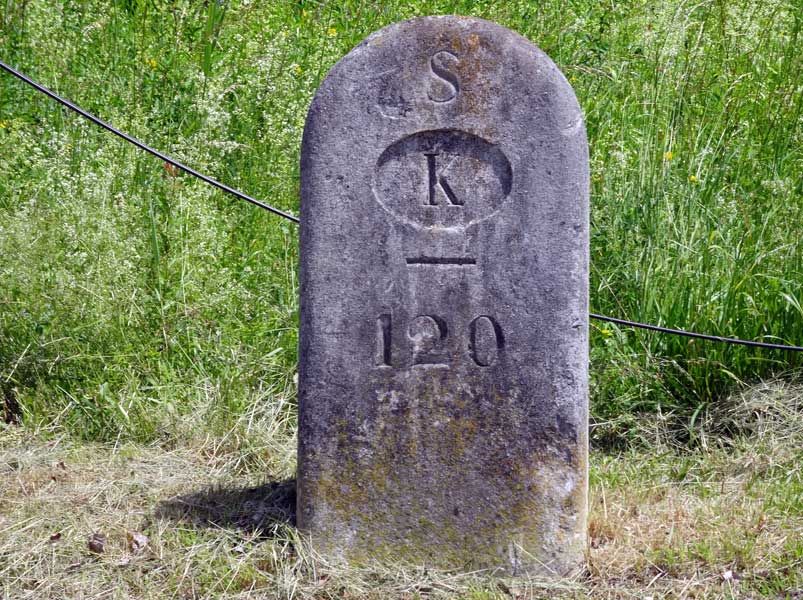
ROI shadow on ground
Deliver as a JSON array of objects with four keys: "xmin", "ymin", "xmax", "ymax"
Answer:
[{"xmin": 155, "ymin": 479, "xmax": 296, "ymax": 536}]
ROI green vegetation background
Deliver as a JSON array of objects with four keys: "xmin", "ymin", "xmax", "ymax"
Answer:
[{"xmin": 0, "ymin": 0, "xmax": 801, "ymax": 442}]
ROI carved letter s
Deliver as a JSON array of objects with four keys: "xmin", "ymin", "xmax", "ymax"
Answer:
[{"xmin": 428, "ymin": 51, "xmax": 459, "ymax": 103}]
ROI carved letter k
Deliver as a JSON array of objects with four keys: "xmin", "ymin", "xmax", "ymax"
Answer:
[{"xmin": 424, "ymin": 152, "xmax": 463, "ymax": 206}]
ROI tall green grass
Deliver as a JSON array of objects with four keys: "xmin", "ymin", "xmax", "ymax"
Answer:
[{"xmin": 0, "ymin": 0, "xmax": 801, "ymax": 441}]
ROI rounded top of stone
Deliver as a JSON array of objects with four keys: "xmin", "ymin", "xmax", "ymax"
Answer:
[
  {"xmin": 358, "ymin": 15, "xmax": 542, "ymax": 49},
  {"xmin": 301, "ymin": 14, "xmax": 587, "ymax": 231},
  {"xmin": 327, "ymin": 14, "xmax": 569, "ymax": 88},
  {"xmin": 310, "ymin": 15, "xmax": 583, "ymax": 140}
]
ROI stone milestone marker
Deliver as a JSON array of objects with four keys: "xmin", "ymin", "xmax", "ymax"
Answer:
[{"xmin": 298, "ymin": 16, "xmax": 588, "ymax": 575}]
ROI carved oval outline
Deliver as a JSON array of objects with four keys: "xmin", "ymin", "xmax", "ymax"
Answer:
[{"xmin": 372, "ymin": 129, "xmax": 513, "ymax": 229}]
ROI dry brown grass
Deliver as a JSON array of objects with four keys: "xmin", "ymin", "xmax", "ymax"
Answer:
[{"xmin": 1, "ymin": 380, "xmax": 802, "ymax": 599}]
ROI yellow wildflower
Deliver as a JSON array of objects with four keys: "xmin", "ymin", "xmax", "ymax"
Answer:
[
  {"xmin": 689, "ymin": 174, "xmax": 699, "ymax": 183},
  {"xmin": 0, "ymin": 120, "xmax": 7, "ymax": 129},
  {"xmin": 569, "ymin": 75, "xmax": 577, "ymax": 84},
  {"xmin": 663, "ymin": 150, "xmax": 673, "ymax": 161},
  {"xmin": 327, "ymin": 27, "xmax": 337, "ymax": 36},
  {"xmin": 600, "ymin": 327, "xmax": 613, "ymax": 337},
  {"xmin": 295, "ymin": 65, "xmax": 303, "ymax": 75},
  {"xmin": 302, "ymin": 9, "xmax": 308, "ymax": 17},
  {"xmin": 145, "ymin": 58, "xmax": 157, "ymax": 70}
]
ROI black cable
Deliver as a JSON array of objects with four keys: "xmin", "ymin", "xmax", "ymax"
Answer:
[
  {"xmin": 4, "ymin": 59, "xmax": 803, "ymax": 353},
  {"xmin": 591, "ymin": 313, "xmax": 803, "ymax": 352},
  {"xmin": 0, "ymin": 59, "xmax": 299, "ymax": 223}
]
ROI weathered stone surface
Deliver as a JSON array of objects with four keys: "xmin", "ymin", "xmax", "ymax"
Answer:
[{"xmin": 298, "ymin": 16, "xmax": 588, "ymax": 576}]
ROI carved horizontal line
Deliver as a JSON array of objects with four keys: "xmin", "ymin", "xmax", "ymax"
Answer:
[{"xmin": 406, "ymin": 256, "xmax": 476, "ymax": 266}]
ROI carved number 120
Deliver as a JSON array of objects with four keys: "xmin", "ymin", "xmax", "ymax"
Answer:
[{"xmin": 376, "ymin": 313, "xmax": 504, "ymax": 368}]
